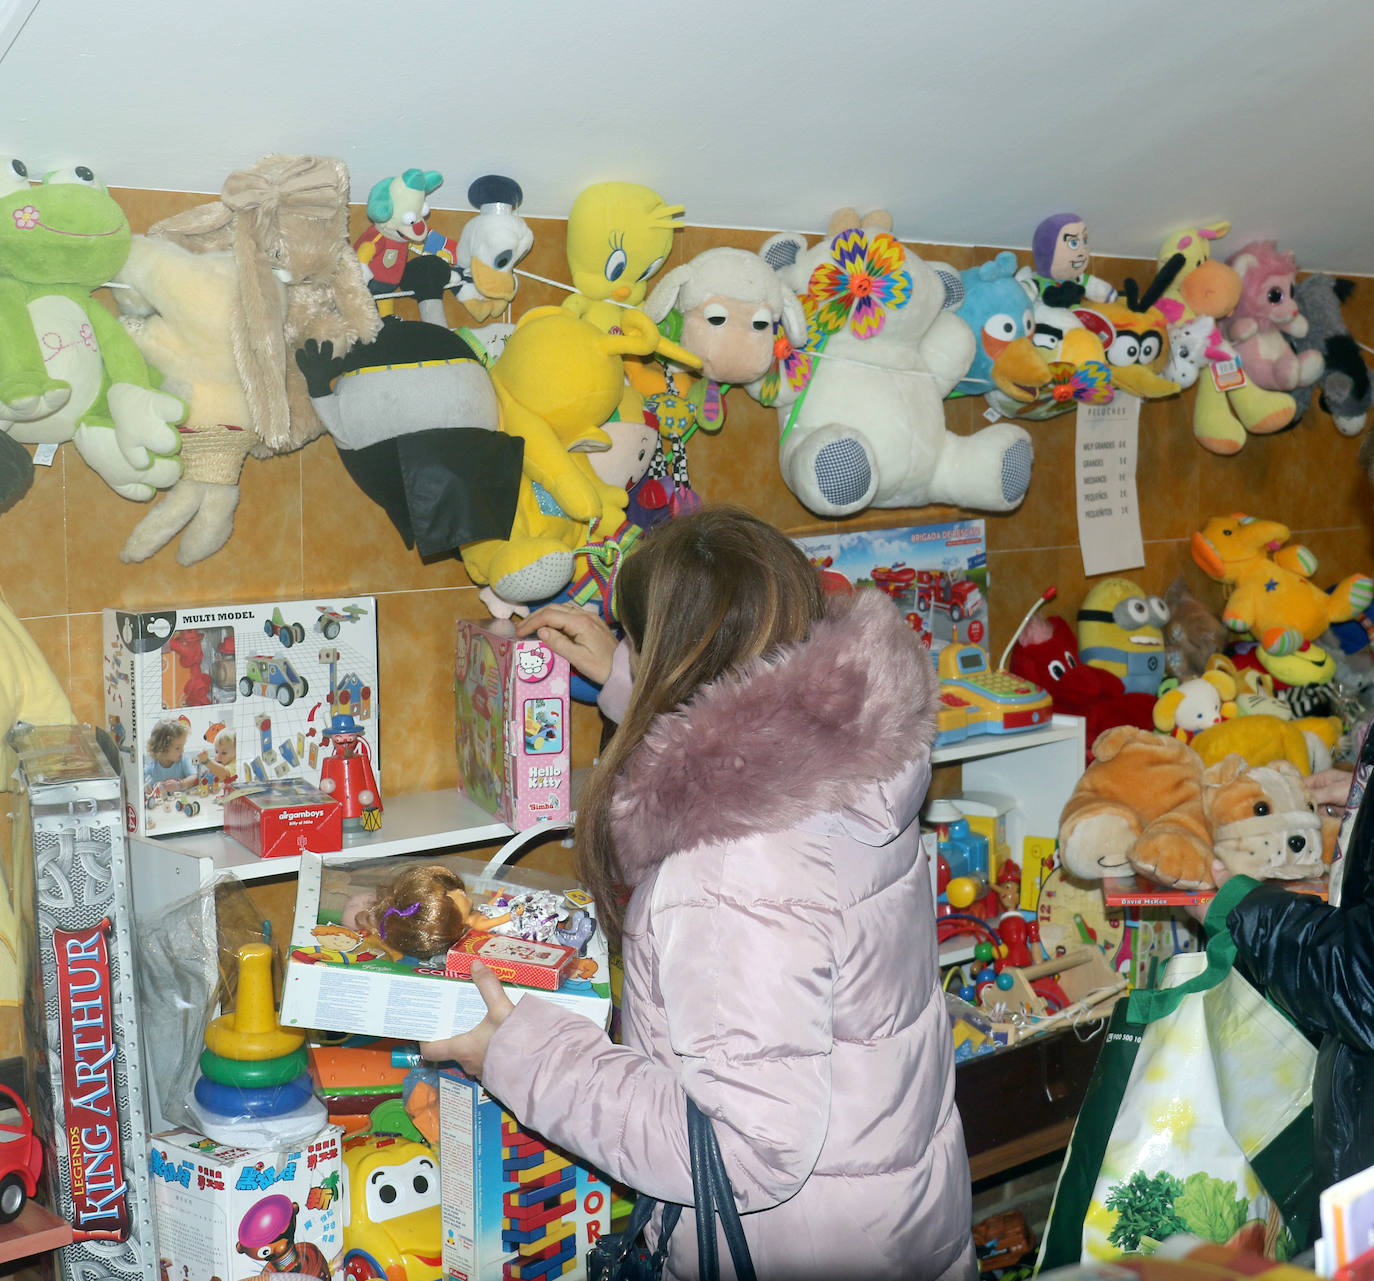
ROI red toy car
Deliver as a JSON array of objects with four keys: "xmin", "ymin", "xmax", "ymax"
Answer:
[{"xmin": 0, "ymin": 1085, "xmax": 42, "ymax": 1223}]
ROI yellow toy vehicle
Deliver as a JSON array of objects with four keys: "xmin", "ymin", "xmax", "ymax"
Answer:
[{"xmin": 341, "ymin": 1133, "xmax": 441, "ymax": 1281}]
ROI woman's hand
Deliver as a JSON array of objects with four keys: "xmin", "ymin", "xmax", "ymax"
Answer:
[
  {"xmin": 515, "ymin": 603, "xmax": 619, "ymax": 686},
  {"xmin": 1304, "ymin": 766, "xmax": 1355, "ymax": 818},
  {"xmin": 418, "ymin": 961, "xmax": 515, "ymax": 1079}
]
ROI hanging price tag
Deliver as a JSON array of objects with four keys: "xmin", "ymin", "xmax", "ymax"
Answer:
[{"xmin": 1075, "ymin": 397, "xmax": 1144, "ymax": 577}]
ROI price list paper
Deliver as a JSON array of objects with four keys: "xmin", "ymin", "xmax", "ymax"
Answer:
[{"xmin": 1075, "ymin": 396, "xmax": 1144, "ymax": 577}]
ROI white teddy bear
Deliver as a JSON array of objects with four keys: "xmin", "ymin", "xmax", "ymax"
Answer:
[{"xmin": 746, "ymin": 208, "xmax": 1034, "ymax": 517}]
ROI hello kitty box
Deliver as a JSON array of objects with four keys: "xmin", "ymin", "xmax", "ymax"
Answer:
[{"xmin": 454, "ymin": 618, "xmax": 571, "ymax": 830}]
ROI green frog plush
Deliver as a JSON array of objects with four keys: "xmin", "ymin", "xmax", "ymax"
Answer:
[{"xmin": 0, "ymin": 158, "xmax": 184, "ymax": 500}]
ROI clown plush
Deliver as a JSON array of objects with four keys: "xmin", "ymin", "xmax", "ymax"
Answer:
[{"xmin": 354, "ymin": 168, "xmax": 442, "ymax": 306}]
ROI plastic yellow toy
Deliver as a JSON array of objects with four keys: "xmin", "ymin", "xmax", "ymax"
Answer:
[
  {"xmin": 461, "ymin": 306, "xmax": 699, "ymax": 609},
  {"xmin": 204, "ymin": 942, "xmax": 305, "ymax": 1061},
  {"xmin": 341, "ymin": 1132, "xmax": 441, "ymax": 1281},
  {"xmin": 1076, "ymin": 578, "xmax": 1169, "ymax": 695},
  {"xmin": 1191, "ymin": 513, "xmax": 1374, "ymax": 655}
]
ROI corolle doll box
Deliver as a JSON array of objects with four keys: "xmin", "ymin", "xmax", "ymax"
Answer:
[
  {"xmin": 14, "ymin": 723, "xmax": 159, "ymax": 1281},
  {"xmin": 147, "ymin": 1125, "xmax": 344, "ymax": 1281},
  {"xmin": 279, "ymin": 851, "xmax": 609, "ymax": 1043},
  {"xmin": 455, "ymin": 618, "xmax": 571, "ymax": 831},
  {"xmin": 103, "ymin": 596, "xmax": 378, "ymax": 837}
]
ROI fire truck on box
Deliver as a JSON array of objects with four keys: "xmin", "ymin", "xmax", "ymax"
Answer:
[{"xmin": 915, "ymin": 570, "xmax": 982, "ymax": 623}]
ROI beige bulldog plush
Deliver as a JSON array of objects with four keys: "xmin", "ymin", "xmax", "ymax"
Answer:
[
  {"xmin": 1202, "ymin": 754, "xmax": 1333, "ymax": 881},
  {"xmin": 1058, "ymin": 726, "xmax": 1213, "ymax": 886}
]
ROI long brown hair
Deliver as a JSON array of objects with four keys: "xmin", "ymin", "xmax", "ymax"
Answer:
[{"xmin": 576, "ymin": 506, "xmax": 826, "ymax": 942}]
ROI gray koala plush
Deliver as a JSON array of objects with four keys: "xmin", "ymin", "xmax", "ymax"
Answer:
[{"xmin": 1287, "ymin": 274, "xmax": 1371, "ymax": 436}]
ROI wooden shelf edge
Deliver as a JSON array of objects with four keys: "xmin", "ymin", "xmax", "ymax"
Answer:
[
  {"xmin": 968, "ymin": 1117, "xmax": 1075, "ymax": 1183},
  {"xmin": 0, "ymin": 1199, "xmax": 73, "ymax": 1262}
]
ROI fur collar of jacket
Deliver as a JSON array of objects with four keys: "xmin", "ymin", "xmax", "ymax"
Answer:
[{"xmin": 611, "ymin": 588, "xmax": 939, "ymax": 885}]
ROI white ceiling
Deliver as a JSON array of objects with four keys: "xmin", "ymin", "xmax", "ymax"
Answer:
[{"xmin": 4, "ymin": 0, "xmax": 1374, "ymax": 273}]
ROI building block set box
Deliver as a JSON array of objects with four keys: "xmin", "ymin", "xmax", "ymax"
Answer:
[
  {"xmin": 14, "ymin": 724, "xmax": 159, "ymax": 1281},
  {"xmin": 103, "ymin": 596, "xmax": 378, "ymax": 837},
  {"xmin": 223, "ymin": 779, "xmax": 345, "ymax": 859},
  {"xmin": 147, "ymin": 1125, "xmax": 345, "ymax": 1281},
  {"xmin": 280, "ymin": 852, "xmax": 610, "ymax": 1043},
  {"xmin": 440, "ymin": 1069, "xmax": 611, "ymax": 1281},
  {"xmin": 455, "ymin": 619, "xmax": 570, "ymax": 830}
]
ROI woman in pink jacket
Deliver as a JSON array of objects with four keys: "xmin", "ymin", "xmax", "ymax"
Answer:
[{"xmin": 424, "ymin": 507, "xmax": 976, "ymax": 1281}]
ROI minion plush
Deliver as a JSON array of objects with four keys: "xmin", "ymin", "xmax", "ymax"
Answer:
[{"xmin": 1077, "ymin": 578, "xmax": 1169, "ymax": 695}]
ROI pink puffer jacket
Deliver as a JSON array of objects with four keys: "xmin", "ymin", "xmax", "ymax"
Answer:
[{"xmin": 483, "ymin": 590, "xmax": 976, "ymax": 1281}]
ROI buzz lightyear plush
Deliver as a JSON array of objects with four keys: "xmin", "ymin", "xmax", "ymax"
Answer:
[
  {"xmin": 1028, "ymin": 213, "xmax": 1118, "ymax": 307},
  {"xmin": 0, "ymin": 157, "xmax": 185, "ymax": 500}
]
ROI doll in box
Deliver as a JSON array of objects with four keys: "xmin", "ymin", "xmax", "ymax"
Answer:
[{"xmin": 346, "ymin": 864, "xmax": 482, "ymax": 961}]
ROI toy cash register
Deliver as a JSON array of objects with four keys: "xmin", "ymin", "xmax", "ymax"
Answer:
[{"xmin": 935, "ymin": 641, "xmax": 1053, "ymax": 745}]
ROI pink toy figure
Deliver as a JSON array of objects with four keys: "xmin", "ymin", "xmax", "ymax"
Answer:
[{"xmin": 1223, "ymin": 240, "xmax": 1326, "ymax": 391}]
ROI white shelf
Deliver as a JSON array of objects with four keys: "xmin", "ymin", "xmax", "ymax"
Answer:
[
  {"xmin": 931, "ymin": 714, "xmax": 1083, "ymax": 766},
  {"xmin": 130, "ymin": 788, "xmax": 516, "ymax": 883}
]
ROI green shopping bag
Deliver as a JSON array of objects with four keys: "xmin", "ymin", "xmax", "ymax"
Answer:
[{"xmin": 1036, "ymin": 879, "xmax": 1317, "ymax": 1270}]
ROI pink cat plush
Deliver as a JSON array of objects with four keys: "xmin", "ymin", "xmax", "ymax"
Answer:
[{"xmin": 1224, "ymin": 240, "xmax": 1325, "ymax": 391}]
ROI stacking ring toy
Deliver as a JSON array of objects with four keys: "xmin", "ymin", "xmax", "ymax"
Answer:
[
  {"xmin": 194, "ymin": 1071, "xmax": 316, "ymax": 1119},
  {"xmin": 204, "ymin": 944, "xmax": 306, "ymax": 1060},
  {"xmin": 199, "ymin": 1045, "xmax": 308, "ymax": 1089}
]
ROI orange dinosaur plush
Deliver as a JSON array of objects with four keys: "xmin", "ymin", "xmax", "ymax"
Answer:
[{"xmin": 1191, "ymin": 513, "xmax": 1373, "ymax": 655}]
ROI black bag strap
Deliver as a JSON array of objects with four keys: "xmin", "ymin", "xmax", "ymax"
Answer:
[
  {"xmin": 604, "ymin": 1097, "xmax": 758, "ymax": 1281},
  {"xmin": 688, "ymin": 1099, "xmax": 718, "ymax": 1278},
  {"xmin": 688, "ymin": 1098, "xmax": 757, "ymax": 1281}
]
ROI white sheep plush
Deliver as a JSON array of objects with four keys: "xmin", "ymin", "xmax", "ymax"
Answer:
[
  {"xmin": 643, "ymin": 246, "xmax": 809, "ymax": 386},
  {"xmin": 746, "ymin": 208, "xmax": 1035, "ymax": 518}
]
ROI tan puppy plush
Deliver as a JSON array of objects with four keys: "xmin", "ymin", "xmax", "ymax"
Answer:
[
  {"xmin": 1202, "ymin": 754, "xmax": 1329, "ymax": 881},
  {"xmin": 1058, "ymin": 726, "xmax": 1213, "ymax": 886}
]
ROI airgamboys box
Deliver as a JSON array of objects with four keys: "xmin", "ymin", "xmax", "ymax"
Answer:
[{"xmin": 103, "ymin": 597, "xmax": 378, "ymax": 837}]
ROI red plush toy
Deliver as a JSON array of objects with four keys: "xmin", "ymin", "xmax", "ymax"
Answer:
[{"xmin": 1009, "ymin": 612, "xmax": 1155, "ymax": 757}]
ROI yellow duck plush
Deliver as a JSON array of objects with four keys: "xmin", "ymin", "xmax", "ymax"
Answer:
[{"xmin": 462, "ymin": 307, "xmax": 698, "ymax": 612}]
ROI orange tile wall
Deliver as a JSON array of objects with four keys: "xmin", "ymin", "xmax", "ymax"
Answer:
[{"xmin": 8, "ymin": 191, "xmax": 1374, "ymax": 893}]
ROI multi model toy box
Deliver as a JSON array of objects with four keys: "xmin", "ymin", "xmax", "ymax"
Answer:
[
  {"xmin": 280, "ymin": 852, "xmax": 610, "ymax": 1043},
  {"xmin": 103, "ymin": 596, "xmax": 378, "ymax": 837},
  {"xmin": 440, "ymin": 1069, "xmax": 612, "ymax": 1281},
  {"xmin": 147, "ymin": 1125, "xmax": 345, "ymax": 1281},
  {"xmin": 14, "ymin": 724, "xmax": 159, "ymax": 1281},
  {"xmin": 455, "ymin": 619, "xmax": 570, "ymax": 831}
]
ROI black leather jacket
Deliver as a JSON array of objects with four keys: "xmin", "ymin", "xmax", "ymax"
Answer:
[{"xmin": 1223, "ymin": 743, "xmax": 1374, "ymax": 1194}]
